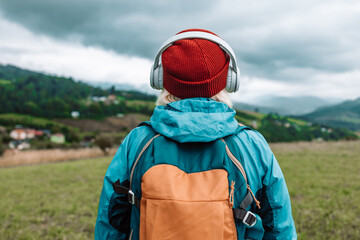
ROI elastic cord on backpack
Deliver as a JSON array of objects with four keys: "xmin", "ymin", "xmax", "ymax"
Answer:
[
  {"xmin": 229, "ymin": 181, "xmax": 235, "ymax": 208},
  {"xmin": 247, "ymin": 185, "xmax": 261, "ymax": 209}
]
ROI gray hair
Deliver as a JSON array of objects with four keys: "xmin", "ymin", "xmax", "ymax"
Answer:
[{"xmin": 156, "ymin": 89, "xmax": 233, "ymax": 108}]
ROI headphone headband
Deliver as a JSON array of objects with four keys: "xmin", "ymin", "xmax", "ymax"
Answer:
[
  {"xmin": 150, "ymin": 30, "xmax": 241, "ymax": 93},
  {"xmin": 152, "ymin": 31, "xmax": 238, "ymax": 72}
]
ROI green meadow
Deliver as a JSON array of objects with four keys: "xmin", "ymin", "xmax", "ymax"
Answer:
[{"xmin": 0, "ymin": 141, "xmax": 359, "ymax": 239}]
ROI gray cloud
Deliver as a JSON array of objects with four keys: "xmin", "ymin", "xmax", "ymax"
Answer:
[
  {"xmin": 0, "ymin": 0, "xmax": 215, "ymax": 57},
  {"xmin": 0, "ymin": 0, "xmax": 359, "ymax": 82}
]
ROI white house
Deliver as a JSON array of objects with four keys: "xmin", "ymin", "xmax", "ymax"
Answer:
[{"xmin": 71, "ymin": 111, "xmax": 80, "ymax": 118}]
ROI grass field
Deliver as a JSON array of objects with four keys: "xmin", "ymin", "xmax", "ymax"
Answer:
[
  {"xmin": 0, "ymin": 141, "xmax": 359, "ymax": 239},
  {"xmin": 271, "ymin": 141, "xmax": 360, "ymax": 239},
  {"xmin": 0, "ymin": 157, "xmax": 110, "ymax": 240}
]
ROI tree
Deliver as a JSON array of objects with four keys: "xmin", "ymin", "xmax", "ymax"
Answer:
[
  {"xmin": 0, "ymin": 138, "xmax": 4, "ymax": 157},
  {"xmin": 23, "ymin": 101, "xmax": 41, "ymax": 116},
  {"xmin": 109, "ymin": 86, "xmax": 116, "ymax": 94},
  {"xmin": 88, "ymin": 103, "xmax": 103, "ymax": 118},
  {"xmin": 94, "ymin": 135, "xmax": 113, "ymax": 155}
]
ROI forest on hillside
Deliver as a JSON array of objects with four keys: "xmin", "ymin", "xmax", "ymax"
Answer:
[
  {"xmin": 0, "ymin": 65, "xmax": 155, "ymax": 119},
  {"xmin": 0, "ymin": 64, "xmax": 357, "ymax": 155}
]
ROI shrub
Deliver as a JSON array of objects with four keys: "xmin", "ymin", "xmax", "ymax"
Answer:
[
  {"xmin": 0, "ymin": 140, "xmax": 4, "ymax": 157},
  {"xmin": 94, "ymin": 135, "xmax": 113, "ymax": 155}
]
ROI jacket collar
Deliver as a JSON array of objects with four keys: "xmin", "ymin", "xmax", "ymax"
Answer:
[{"xmin": 150, "ymin": 98, "xmax": 239, "ymax": 143}]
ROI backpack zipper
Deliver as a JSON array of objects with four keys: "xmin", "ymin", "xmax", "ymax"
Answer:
[
  {"xmin": 229, "ymin": 180, "xmax": 235, "ymax": 208},
  {"xmin": 221, "ymin": 139, "xmax": 247, "ymax": 182},
  {"xmin": 129, "ymin": 229, "xmax": 133, "ymax": 240},
  {"xmin": 221, "ymin": 138, "xmax": 261, "ymax": 209}
]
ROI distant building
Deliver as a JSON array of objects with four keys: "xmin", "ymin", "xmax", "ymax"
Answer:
[
  {"xmin": 10, "ymin": 129, "xmax": 26, "ymax": 140},
  {"xmin": 71, "ymin": 111, "xmax": 80, "ymax": 119},
  {"xmin": 250, "ymin": 120, "xmax": 258, "ymax": 129},
  {"xmin": 107, "ymin": 94, "xmax": 116, "ymax": 102},
  {"xmin": 9, "ymin": 140, "xmax": 30, "ymax": 150},
  {"xmin": 91, "ymin": 96, "xmax": 107, "ymax": 102},
  {"xmin": 105, "ymin": 94, "xmax": 119, "ymax": 105},
  {"xmin": 91, "ymin": 96, "xmax": 99, "ymax": 102},
  {"xmin": 10, "ymin": 129, "xmax": 43, "ymax": 140},
  {"xmin": 50, "ymin": 133, "xmax": 65, "ymax": 144},
  {"xmin": 40, "ymin": 129, "xmax": 51, "ymax": 137}
]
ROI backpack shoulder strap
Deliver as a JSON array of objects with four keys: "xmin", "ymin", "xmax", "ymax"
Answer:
[
  {"xmin": 222, "ymin": 124, "xmax": 261, "ymax": 209},
  {"xmin": 137, "ymin": 121, "xmax": 152, "ymax": 128},
  {"xmin": 233, "ymin": 123, "xmax": 253, "ymax": 134},
  {"xmin": 130, "ymin": 121, "xmax": 161, "ymax": 186},
  {"xmin": 221, "ymin": 123, "xmax": 252, "ymax": 182},
  {"xmin": 113, "ymin": 121, "xmax": 160, "ymax": 208},
  {"xmin": 129, "ymin": 133, "xmax": 160, "ymax": 187},
  {"xmin": 221, "ymin": 126, "xmax": 261, "ymax": 227}
]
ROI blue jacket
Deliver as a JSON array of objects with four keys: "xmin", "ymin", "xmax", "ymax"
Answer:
[{"xmin": 95, "ymin": 98, "xmax": 297, "ymax": 239}]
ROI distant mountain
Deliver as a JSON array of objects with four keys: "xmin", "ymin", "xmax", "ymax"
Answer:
[
  {"xmin": 301, "ymin": 98, "xmax": 360, "ymax": 131},
  {"xmin": 233, "ymin": 102, "xmax": 286, "ymax": 115},
  {"xmin": 251, "ymin": 96, "xmax": 335, "ymax": 115}
]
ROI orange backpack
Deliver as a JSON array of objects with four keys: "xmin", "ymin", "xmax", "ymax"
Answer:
[{"xmin": 112, "ymin": 124, "xmax": 262, "ymax": 240}]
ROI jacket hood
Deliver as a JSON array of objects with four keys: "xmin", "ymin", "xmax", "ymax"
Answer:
[{"xmin": 150, "ymin": 98, "xmax": 239, "ymax": 143}]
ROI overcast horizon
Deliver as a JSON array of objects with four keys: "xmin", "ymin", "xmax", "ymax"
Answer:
[{"xmin": 0, "ymin": 0, "xmax": 359, "ymax": 103}]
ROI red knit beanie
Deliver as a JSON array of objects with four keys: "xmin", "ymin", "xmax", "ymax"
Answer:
[{"xmin": 162, "ymin": 29, "xmax": 230, "ymax": 99}]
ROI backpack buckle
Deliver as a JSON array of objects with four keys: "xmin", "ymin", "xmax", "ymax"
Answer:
[
  {"xmin": 243, "ymin": 211, "xmax": 257, "ymax": 227},
  {"xmin": 128, "ymin": 190, "xmax": 135, "ymax": 204}
]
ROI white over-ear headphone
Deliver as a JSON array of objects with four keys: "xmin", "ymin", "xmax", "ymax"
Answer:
[{"xmin": 150, "ymin": 31, "xmax": 240, "ymax": 93}]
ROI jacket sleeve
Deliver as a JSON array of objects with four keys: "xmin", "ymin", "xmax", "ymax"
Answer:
[
  {"xmin": 258, "ymin": 153, "xmax": 297, "ymax": 240},
  {"xmin": 94, "ymin": 134, "xmax": 132, "ymax": 240}
]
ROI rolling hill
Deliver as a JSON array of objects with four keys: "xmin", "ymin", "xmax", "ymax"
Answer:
[
  {"xmin": 0, "ymin": 64, "xmax": 357, "ymax": 144},
  {"xmin": 0, "ymin": 64, "xmax": 155, "ymax": 119},
  {"xmin": 301, "ymin": 98, "xmax": 360, "ymax": 131}
]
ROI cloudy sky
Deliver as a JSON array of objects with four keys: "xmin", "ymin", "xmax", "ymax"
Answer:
[{"xmin": 0, "ymin": 0, "xmax": 359, "ymax": 102}]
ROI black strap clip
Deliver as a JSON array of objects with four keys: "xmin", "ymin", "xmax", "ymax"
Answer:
[
  {"xmin": 128, "ymin": 189, "xmax": 135, "ymax": 205},
  {"xmin": 113, "ymin": 180, "xmax": 140, "ymax": 208},
  {"xmin": 243, "ymin": 211, "xmax": 257, "ymax": 227},
  {"xmin": 233, "ymin": 208, "xmax": 257, "ymax": 227}
]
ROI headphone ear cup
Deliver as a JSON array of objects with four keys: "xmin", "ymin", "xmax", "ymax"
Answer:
[
  {"xmin": 150, "ymin": 64, "xmax": 164, "ymax": 90},
  {"xmin": 150, "ymin": 64, "xmax": 156, "ymax": 89},
  {"xmin": 225, "ymin": 66, "xmax": 240, "ymax": 93},
  {"xmin": 226, "ymin": 66, "xmax": 235, "ymax": 92},
  {"xmin": 234, "ymin": 67, "xmax": 240, "ymax": 92},
  {"xmin": 157, "ymin": 64, "xmax": 164, "ymax": 89},
  {"xmin": 225, "ymin": 66, "xmax": 232, "ymax": 92}
]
